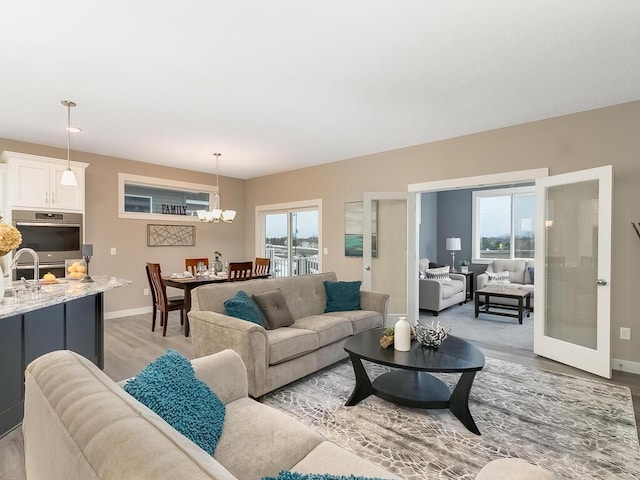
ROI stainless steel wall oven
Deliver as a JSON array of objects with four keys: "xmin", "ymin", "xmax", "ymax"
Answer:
[{"xmin": 11, "ymin": 210, "xmax": 83, "ymax": 280}]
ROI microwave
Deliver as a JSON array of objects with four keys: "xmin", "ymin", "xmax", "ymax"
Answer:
[{"xmin": 11, "ymin": 210, "xmax": 83, "ymax": 280}]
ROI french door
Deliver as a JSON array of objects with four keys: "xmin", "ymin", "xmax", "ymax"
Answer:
[
  {"xmin": 362, "ymin": 192, "xmax": 417, "ymax": 327},
  {"xmin": 534, "ymin": 166, "xmax": 612, "ymax": 378}
]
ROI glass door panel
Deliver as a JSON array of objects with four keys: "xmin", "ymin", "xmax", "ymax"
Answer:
[
  {"xmin": 291, "ymin": 210, "xmax": 319, "ymax": 276},
  {"xmin": 265, "ymin": 213, "xmax": 288, "ymax": 277},
  {"xmin": 544, "ymin": 181, "xmax": 598, "ymax": 348},
  {"xmin": 263, "ymin": 209, "xmax": 319, "ymax": 278},
  {"xmin": 534, "ymin": 166, "xmax": 612, "ymax": 378}
]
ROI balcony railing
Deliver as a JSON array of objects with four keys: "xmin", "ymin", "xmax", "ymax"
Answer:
[{"xmin": 266, "ymin": 245, "xmax": 319, "ymax": 278}]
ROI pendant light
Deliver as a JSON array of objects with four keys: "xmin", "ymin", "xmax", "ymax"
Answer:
[
  {"xmin": 196, "ymin": 153, "xmax": 237, "ymax": 223},
  {"xmin": 60, "ymin": 100, "xmax": 78, "ymax": 186}
]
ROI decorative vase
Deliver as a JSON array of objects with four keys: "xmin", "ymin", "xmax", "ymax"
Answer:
[
  {"xmin": 394, "ymin": 317, "xmax": 411, "ymax": 352},
  {"xmin": 211, "ymin": 257, "xmax": 223, "ymax": 274},
  {"xmin": 461, "ymin": 266, "xmax": 469, "ymax": 273}
]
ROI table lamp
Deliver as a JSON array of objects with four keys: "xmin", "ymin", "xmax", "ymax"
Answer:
[
  {"xmin": 446, "ymin": 237, "xmax": 461, "ymax": 271},
  {"xmin": 81, "ymin": 243, "xmax": 94, "ymax": 283}
]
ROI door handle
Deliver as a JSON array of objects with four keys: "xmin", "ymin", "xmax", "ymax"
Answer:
[
  {"xmin": 364, "ymin": 265, "xmax": 371, "ymax": 271},
  {"xmin": 597, "ymin": 279, "xmax": 607, "ymax": 286}
]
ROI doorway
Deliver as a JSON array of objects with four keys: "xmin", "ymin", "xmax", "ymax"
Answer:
[
  {"xmin": 418, "ymin": 183, "xmax": 536, "ymax": 352},
  {"xmin": 412, "ymin": 169, "xmax": 546, "ymax": 352}
]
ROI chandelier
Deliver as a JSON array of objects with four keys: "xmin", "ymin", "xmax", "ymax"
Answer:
[
  {"xmin": 60, "ymin": 100, "xmax": 80, "ymax": 186},
  {"xmin": 197, "ymin": 153, "xmax": 237, "ymax": 223}
]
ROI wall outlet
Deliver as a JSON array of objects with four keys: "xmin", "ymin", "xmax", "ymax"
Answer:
[
  {"xmin": 110, "ymin": 247, "xmax": 117, "ymax": 255},
  {"xmin": 620, "ymin": 327, "xmax": 631, "ymax": 340},
  {"xmin": 143, "ymin": 288, "xmax": 149, "ymax": 296}
]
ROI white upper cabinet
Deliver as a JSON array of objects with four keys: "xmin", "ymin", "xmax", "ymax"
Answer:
[{"xmin": 1, "ymin": 151, "xmax": 88, "ymax": 212}]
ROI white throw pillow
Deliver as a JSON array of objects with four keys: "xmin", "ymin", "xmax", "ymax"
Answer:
[
  {"xmin": 424, "ymin": 266, "xmax": 451, "ymax": 284},
  {"xmin": 487, "ymin": 271, "xmax": 511, "ymax": 286}
]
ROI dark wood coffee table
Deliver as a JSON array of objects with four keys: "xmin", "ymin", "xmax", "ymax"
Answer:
[
  {"xmin": 343, "ymin": 328, "xmax": 485, "ymax": 435},
  {"xmin": 474, "ymin": 287, "xmax": 531, "ymax": 324}
]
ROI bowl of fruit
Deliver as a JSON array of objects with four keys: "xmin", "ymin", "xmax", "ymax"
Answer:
[{"xmin": 65, "ymin": 259, "xmax": 87, "ymax": 280}]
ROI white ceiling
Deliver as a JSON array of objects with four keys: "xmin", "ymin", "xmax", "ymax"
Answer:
[{"xmin": 1, "ymin": 1, "xmax": 640, "ymax": 179}]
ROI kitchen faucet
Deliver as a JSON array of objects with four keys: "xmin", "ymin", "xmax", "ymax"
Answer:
[{"xmin": 9, "ymin": 248, "xmax": 41, "ymax": 292}]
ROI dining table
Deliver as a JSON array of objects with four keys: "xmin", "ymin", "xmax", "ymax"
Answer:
[{"xmin": 162, "ymin": 273, "xmax": 269, "ymax": 336}]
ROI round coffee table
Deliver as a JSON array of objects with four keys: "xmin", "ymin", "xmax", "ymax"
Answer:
[{"xmin": 343, "ymin": 327, "xmax": 485, "ymax": 435}]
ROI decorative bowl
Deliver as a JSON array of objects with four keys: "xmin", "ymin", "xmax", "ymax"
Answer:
[{"xmin": 413, "ymin": 320, "xmax": 451, "ymax": 349}]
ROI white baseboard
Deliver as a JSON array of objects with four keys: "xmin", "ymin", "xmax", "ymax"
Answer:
[
  {"xmin": 105, "ymin": 306, "xmax": 152, "ymax": 320},
  {"xmin": 612, "ymin": 358, "xmax": 640, "ymax": 375}
]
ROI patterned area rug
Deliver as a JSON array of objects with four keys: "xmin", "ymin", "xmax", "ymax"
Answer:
[{"xmin": 263, "ymin": 358, "xmax": 640, "ymax": 479}]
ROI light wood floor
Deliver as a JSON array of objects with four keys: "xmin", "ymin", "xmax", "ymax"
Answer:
[{"xmin": 2, "ymin": 312, "xmax": 640, "ymax": 480}]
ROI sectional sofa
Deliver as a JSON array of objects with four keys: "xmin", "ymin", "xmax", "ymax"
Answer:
[
  {"xmin": 22, "ymin": 349, "xmax": 398, "ymax": 480},
  {"xmin": 22, "ymin": 349, "xmax": 553, "ymax": 480}
]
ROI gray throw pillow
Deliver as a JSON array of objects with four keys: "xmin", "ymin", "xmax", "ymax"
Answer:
[{"xmin": 252, "ymin": 288, "xmax": 294, "ymax": 329}]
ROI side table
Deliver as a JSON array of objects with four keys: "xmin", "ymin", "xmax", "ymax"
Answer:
[{"xmin": 451, "ymin": 270, "xmax": 474, "ymax": 303}]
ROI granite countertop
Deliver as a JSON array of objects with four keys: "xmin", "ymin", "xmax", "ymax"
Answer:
[{"xmin": 0, "ymin": 275, "xmax": 131, "ymax": 319}]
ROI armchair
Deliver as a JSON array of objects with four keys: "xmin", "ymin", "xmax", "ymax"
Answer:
[{"xmin": 418, "ymin": 258, "xmax": 466, "ymax": 315}]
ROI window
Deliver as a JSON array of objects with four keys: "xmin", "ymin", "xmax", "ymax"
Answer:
[
  {"xmin": 256, "ymin": 200, "xmax": 322, "ymax": 277},
  {"xmin": 118, "ymin": 173, "xmax": 217, "ymax": 221},
  {"xmin": 473, "ymin": 186, "xmax": 535, "ymax": 261}
]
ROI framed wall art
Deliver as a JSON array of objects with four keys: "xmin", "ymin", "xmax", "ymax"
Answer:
[
  {"xmin": 344, "ymin": 200, "xmax": 377, "ymax": 257},
  {"xmin": 147, "ymin": 224, "xmax": 196, "ymax": 247}
]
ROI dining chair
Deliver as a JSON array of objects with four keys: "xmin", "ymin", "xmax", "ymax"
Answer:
[
  {"xmin": 254, "ymin": 257, "xmax": 271, "ymax": 276},
  {"xmin": 227, "ymin": 261, "xmax": 254, "ymax": 281},
  {"xmin": 185, "ymin": 257, "xmax": 210, "ymax": 276},
  {"xmin": 146, "ymin": 263, "xmax": 186, "ymax": 336}
]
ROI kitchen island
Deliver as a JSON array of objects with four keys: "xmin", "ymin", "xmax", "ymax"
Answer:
[{"xmin": 0, "ymin": 275, "xmax": 130, "ymax": 437}]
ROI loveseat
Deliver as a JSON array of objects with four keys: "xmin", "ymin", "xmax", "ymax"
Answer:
[
  {"xmin": 188, "ymin": 272, "xmax": 388, "ymax": 398},
  {"xmin": 418, "ymin": 258, "xmax": 467, "ymax": 315},
  {"xmin": 476, "ymin": 259, "xmax": 535, "ymax": 307},
  {"xmin": 23, "ymin": 349, "xmax": 398, "ymax": 480},
  {"xmin": 23, "ymin": 349, "xmax": 554, "ymax": 480}
]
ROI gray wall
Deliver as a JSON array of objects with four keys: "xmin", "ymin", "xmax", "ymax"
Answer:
[
  {"xmin": 436, "ymin": 189, "xmax": 473, "ymax": 269},
  {"xmin": 419, "ymin": 192, "xmax": 438, "ymax": 261}
]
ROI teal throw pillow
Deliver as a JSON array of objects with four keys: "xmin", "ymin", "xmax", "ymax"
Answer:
[
  {"xmin": 224, "ymin": 290, "xmax": 267, "ymax": 327},
  {"xmin": 124, "ymin": 350, "xmax": 225, "ymax": 455},
  {"xmin": 263, "ymin": 471, "xmax": 388, "ymax": 480},
  {"xmin": 324, "ymin": 280, "xmax": 362, "ymax": 313}
]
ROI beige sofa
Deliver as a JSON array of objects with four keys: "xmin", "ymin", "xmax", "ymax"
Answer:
[
  {"xmin": 476, "ymin": 259, "xmax": 535, "ymax": 306},
  {"xmin": 188, "ymin": 272, "xmax": 388, "ymax": 398},
  {"xmin": 23, "ymin": 349, "xmax": 553, "ymax": 480},
  {"xmin": 23, "ymin": 349, "xmax": 398, "ymax": 480}
]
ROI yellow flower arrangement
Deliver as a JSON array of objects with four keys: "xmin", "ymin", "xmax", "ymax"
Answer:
[{"xmin": 0, "ymin": 220, "xmax": 22, "ymax": 256}]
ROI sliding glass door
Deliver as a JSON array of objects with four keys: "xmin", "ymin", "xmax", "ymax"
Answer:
[{"xmin": 257, "ymin": 201, "xmax": 321, "ymax": 277}]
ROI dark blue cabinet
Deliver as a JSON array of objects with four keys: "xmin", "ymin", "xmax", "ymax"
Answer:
[{"xmin": 0, "ymin": 293, "xmax": 104, "ymax": 437}]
